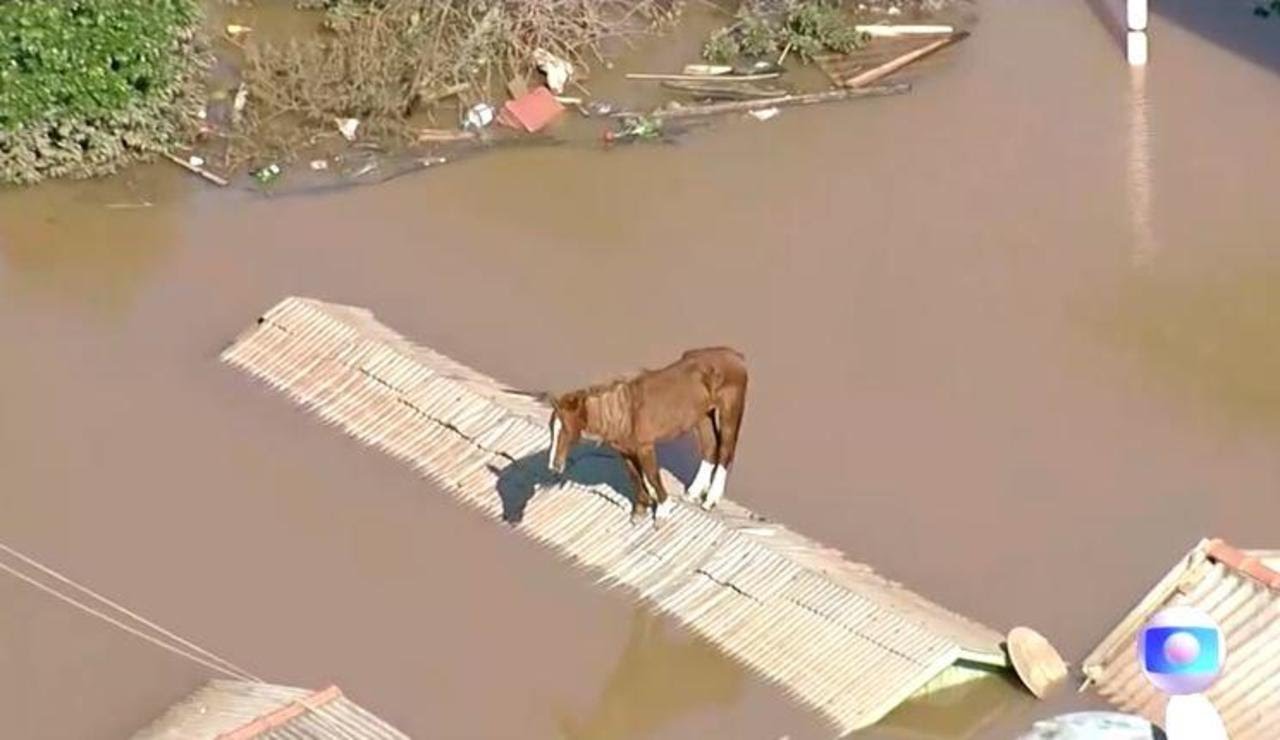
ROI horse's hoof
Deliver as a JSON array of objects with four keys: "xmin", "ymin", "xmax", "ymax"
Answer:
[{"xmin": 701, "ymin": 499, "xmax": 717, "ymax": 512}]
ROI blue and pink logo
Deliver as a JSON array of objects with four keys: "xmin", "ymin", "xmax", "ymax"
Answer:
[{"xmin": 1137, "ymin": 605, "xmax": 1225, "ymax": 695}]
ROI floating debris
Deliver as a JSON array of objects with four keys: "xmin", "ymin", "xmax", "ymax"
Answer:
[
  {"xmin": 416, "ymin": 128, "xmax": 478, "ymax": 142},
  {"xmin": 617, "ymin": 83, "xmax": 909, "ymax": 121},
  {"xmin": 663, "ymin": 81, "xmax": 788, "ymax": 100},
  {"xmin": 735, "ymin": 60, "xmax": 785, "ymax": 76},
  {"xmin": 604, "ymin": 115, "xmax": 665, "ymax": 145},
  {"xmin": 856, "ymin": 24, "xmax": 955, "ymax": 37},
  {"xmin": 165, "ymin": 152, "xmax": 229, "ymax": 187},
  {"xmin": 232, "ymin": 84, "xmax": 249, "ymax": 119},
  {"xmin": 582, "ymin": 100, "xmax": 618, "ymax": 117},
  {"xmin": 225, "ymin": 24, "xmax": 252, "ymax": 39},
  {"xmin": 843, "ymin": 31, "xmax": 970, "ymax": 88},
  {"xmin": 627, "ymin": 71, "xmax": 781, "ymax": 82},
  {"xmin": 463, "ymin": 103, "xmax": 496, "ymax": 131},
  {"xmin": 533, "ymin": 48, "xmax": 574, "ymax": 94},
  {"xmin": 1006, "ymin": 626, "xmax": 1068, "ymax": 699},
  {"xmin": 336, "ymin": 118, "xmax": 361, "ymax": 141},
  {"xmin": 499, "ymin": 87, "xmax": 565, "ymax": 133},
  {"xmin": 748, "ymin": 107, "xmax": 780, "ymax": 121},
  {"xmin": 683, "ymin": 63, "xmax": 733, "ymax": 75},
  {"xmin": 251, "ymin": 163, "xmax": 282, "ymax": 186},
  {"xmin": 309, "ymin": 159, "xmax": 329, "ymax": 171}
]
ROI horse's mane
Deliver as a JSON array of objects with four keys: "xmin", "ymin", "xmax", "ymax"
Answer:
[{"xmin": 580, "ymin": 375, "xmax": 635, "ymax": 441}]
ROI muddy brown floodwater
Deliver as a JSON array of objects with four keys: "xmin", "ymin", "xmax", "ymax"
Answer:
[{"xmin": 3, "ymin": 1, "xmax": 1280, "ymax": 738}]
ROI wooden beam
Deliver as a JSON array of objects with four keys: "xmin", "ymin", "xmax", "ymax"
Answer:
[{"xmin": 843, "ymin": 31, "xmax": 971, "ymax": 89}]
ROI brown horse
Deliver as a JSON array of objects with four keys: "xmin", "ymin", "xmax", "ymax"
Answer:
[{"xmin": 545, "ymin": 347, "xmax": 748, "ymax": 524}]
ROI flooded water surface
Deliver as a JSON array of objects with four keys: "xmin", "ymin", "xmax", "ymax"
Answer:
[{"xmin": 3, "ymin": 1, "xmax": 1279, "ymax": 738}]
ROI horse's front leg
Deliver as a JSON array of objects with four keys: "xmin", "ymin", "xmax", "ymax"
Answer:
[
  {"xmin": 621, "ymin": 454, "xmax": 652, "ymax": 524},
  {"xmin": 686, "ymin": 412, "xmax": 720, "ymax": 504},
  {"xmin": 636, "ymin": 446, "xmax": 674, "ymax": 527}
]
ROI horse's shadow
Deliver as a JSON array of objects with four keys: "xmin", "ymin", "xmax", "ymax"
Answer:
[{"xmin": 492, "ymin": 438, "xmax": 699, "ymax": 525}]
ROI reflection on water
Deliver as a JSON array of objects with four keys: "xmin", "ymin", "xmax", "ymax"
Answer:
[
  {"xmin": 1101, "ymin": 262, "xmax": 1280, "ymax": 428},
  {"xmin": 0, "ymin": 170, "xmax": 181, "ymax": 321},
  {"xmin": 556, "ymin": 607, "xmax": 745, "ymax": 740},
  {"xmin": 1128, "ymin": 66, "xmax": 1156, "ymax": 268},
  {"xmin": 877, "ymin": 673, "xmax": 1025, "ymax": 739}
]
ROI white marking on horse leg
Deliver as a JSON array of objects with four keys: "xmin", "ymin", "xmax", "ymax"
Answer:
[
  {"xmin": 547, "ymin": 416, "xmax": 562, "ymax": 470},
  {"xmin": 702, "ymin": 465, "xmax": 728, "ymax": 510},
  {"xmin": 654, "ymin": 497, "xmax": 675, "ymax": 520},
  {"xmin": 687, "ymin": 460, "xmax": 715, "ymax": 500}
]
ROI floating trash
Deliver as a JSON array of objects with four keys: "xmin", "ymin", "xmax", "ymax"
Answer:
[
  {"xmin": 336, "ymin": 117, "xmax": 360, "ymax": 141},
  {"xmin": 251, "ymin": 163, "xmax": 282, "ymax": 185},
  {"xmin": 533, "ymin": 48, "xmax": 574, "ymax": 94},
  {"xmin": 309, "ymin": 160, "xmax": 329, "ymax": 171},
  {"xmin": 748, "ymin": 107, "xmax": 780, "ymax": 121},
  {"xmin": 582, "ymin": 100, "xmax": 617, "ymax": 117},
  {"xmin": 604, "ymin": 115, "xmax": 664, "ymax": 145},
  {"xmin": 683, "ymin": 63, "xmax": 733, "ymax": 76},
  {"xmin": 463, "ymin": 103, "xmax": 496, "ymax": 130},
  {"xmin": 233, "ymin": 84, "xmax": 249, "ymax": 116}
]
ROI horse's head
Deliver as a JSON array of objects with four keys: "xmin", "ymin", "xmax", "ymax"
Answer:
[{"xmin": 546, "ymin": 390, "xmax": 586, "ymax": 474}]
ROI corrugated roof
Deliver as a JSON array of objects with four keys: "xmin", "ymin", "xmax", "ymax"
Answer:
[
  {"xmin": 221, "ymin": 296, "xmax": 1018, "ymax": 736},
  {"xmin": 131, "ymin": 680, "xmax": 409, "ymax": 740},
  {"xmin": 1082, "ymin": 537, "xmax": 1280, "ymax": 740}
]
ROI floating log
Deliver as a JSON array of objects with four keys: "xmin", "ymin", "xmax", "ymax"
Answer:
[
  {"xmin": 618, "ymin": 83, "xmax": 910, "ymax": 120},
  {"xmin": 163, "ymin": 152, "xmax": 229, "ymax": 187},
  {"xmin": 844, "ymin": 31, "xmax": 971, "ymax": 89},
  {"xmin": 626, "ymin": 72, "xmax": 781, "ymax": 82},
  {"xmin": 682, "ymin": 64, "xmax": 733, "ymax": 76},
  {"xmin": 416, "ymin": 128, "xmax": 479, "ymax": 142},
  {"xmin": 660, "ymin": 81, "xmax": 789, "ymax": 100},
  {"xmin": 856, "ymin": 24, "xmax": 956, "ymax": 37}
]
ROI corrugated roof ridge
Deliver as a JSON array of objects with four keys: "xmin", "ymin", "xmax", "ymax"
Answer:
[
  {"xmin": 1204, "ymin": 538, "xmax": 1280, "ymax": 590},
  {"xmin": 216, "ymin": 685, "xmax": 343, "ymax": 740}
]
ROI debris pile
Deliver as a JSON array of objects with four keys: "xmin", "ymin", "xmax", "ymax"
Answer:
[{"xmin": 170, "ymin": 0, "xmax": 969, "ymax": 191}]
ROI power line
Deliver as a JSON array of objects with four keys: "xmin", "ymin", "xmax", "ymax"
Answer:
[{"xmin": 0, "ymin": 541, "xmax": 261, "ymax": 683}]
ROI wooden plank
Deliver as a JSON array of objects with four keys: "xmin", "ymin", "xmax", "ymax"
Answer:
[{"xmin": 844, "ymin": 32, "xmax": 971, "ymax": 89}]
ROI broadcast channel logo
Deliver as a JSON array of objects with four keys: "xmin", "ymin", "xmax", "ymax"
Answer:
[{"xmin": 1137, "ymin": 605, "xmax": 1225, "ymax": 695}]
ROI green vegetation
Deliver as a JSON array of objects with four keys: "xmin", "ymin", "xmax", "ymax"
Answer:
[
  {"xmin": 0, "ymin": 0, "xmax": 207, "ymax": 184},
  {"xmin": 1255, "ymin": 0, "xmax": 1280, "ymax": 17},
  {"xmin": 703, "ymin": 1, "xmax": 867, "ymax": 64}
]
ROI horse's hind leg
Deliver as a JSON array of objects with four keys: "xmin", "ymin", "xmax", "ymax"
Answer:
[
  {"xmin": 704, "ymin": 384, "xmax": 746, "ymax": 511},
  {"xmin": 622, "ymin": 454, "xmax": 652, "ymax": 524},
  {"xmin": 636, "ymin": 446, "xmax": 674, "ymax": 526},
  {"xmin": 686, "ymin": 412, "xmax": 720, "ymax": 503}
]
